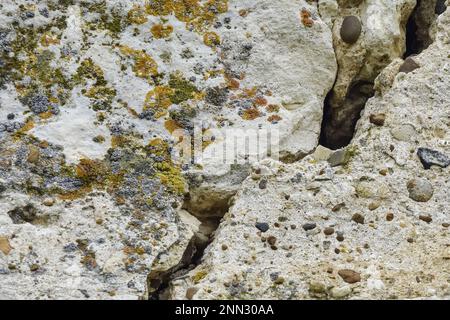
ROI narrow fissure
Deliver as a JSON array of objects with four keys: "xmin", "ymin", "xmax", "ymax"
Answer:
[
  {"xmin": 404, "ymin": 0, "xmax": 444, "ymax": 57},
  {"xmin": 147, "ymin": 194, "xmax": 232, "ymax": 300},
  {"xmin": 320, "ymin": 81, "xmax": 375, "ymax": 150}
]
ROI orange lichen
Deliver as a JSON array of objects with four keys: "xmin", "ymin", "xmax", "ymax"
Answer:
[
  {"xmin": 254, "ymin": 96, "xmax": 268, "ymax": 106},
  {"xmin": 242, "ymin": 108, "xmax": 261, "ymax": 120},
  {"xmin": 267, "ymin": 114, "xmax": 282, "ymax": 123},
  {"xmin": 300, "ymin": 9, "xmax": 314, "ymax": 28},
  {"xmin": 151, "ymin": 24, "xmax": 174, "ymax": 39},
  {"xmin": 266, "ymin": 104, "xmax": 280, "ymax": 113}
]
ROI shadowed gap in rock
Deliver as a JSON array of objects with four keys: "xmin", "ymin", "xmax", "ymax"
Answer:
[
  {"xmin": 147, "ymin": 194, "xmax": 232, "ymax": 300},
  {"xmin": 319, "ymin": 81, "xmax": 375, "ymax": 150}
]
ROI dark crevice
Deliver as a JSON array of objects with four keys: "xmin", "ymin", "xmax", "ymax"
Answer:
[
  {"xmin": 404, "ymin": 0, "xmax": 442, "ymax": 57},
  {"xmin": 147, "ymin": 194, "xmax": 232, "ymax": 300},
  {"xmin": 320, "ymin": 81, "xmax": 375, "ymax": 150}
]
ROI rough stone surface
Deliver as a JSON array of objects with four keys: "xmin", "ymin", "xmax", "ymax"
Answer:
[{"xmin": 0, "ymin": 0, "xmax": 449, "ymax": 300}]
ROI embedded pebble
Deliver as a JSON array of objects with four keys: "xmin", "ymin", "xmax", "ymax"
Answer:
[
  {"xmin": 352, "ymin": 213, "xmax": 365, "ymax": 224},
  {"xmin": 340, "ymin": 16, "xmax": 362, "ymax": 44},
  {"xmin": 255, "ymin": 222, "xmax": 269, "ymax": 233},
  {"xmin": 399, "ymin": 57, "xmax": 420, "ymax": 73},
  {"xmin": 302, "ymin": 223, "xmax": 317, "ymax": 231},
  {"xmin": 338, "ymin": 269, "xmax": 361, "ymax": 284},
  {"xmin": 369, "ymin": 113, "xmax": 386, "ymax": 126},
  {"xmin": 417, "ymin": 148, "xmax": 450, "ymax": 169},
  {"xmin": 407, "ymin": 178, "xmax": 434, "ymax": 202}
]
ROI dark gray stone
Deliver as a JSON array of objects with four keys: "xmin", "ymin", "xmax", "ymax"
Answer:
[
  {"xmin": 340, "ymin": 16, "xmax": 362, "ymax": 44},
  {"xmin": 417, "ymin": 147, "xmax": 450, "ymax": 169},
  {"xmin": 255, "ymin": 222, "xmax": 269, "ymax": 233}
]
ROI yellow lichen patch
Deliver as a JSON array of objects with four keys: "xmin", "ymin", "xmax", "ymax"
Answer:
[
  {"xmin": 241, "ymin": 108, "xmax": 261, "ymax": 120},
  {"xmin": 144, "ymin": 86, "xmax": 174, "ymax": 118},
  {"xmin": 203, "ymin": 31, "xmax": 221, "ymax": 47},
  {"xmin": 151, "ymin": 24, "xmax": 174, "ymax": 39},
  {"xmin": 192, "ymin": 270, "xmax": 208, "ymax": 284},
  {"xmin": 145, "ymin": 0, "xmax": 228, "ymax": 33},
  {"xmin": 13, "ymin": 119, "xmax": 35, "ymax": 139},
  {"xmin": 127, "ymin": 5, "xmax": 148, "ymax": 25},
  {"xmin": 155, "ymin": 164, "xmax": 185, "ymax": 194},
  {"xmin": 145, "ymin": 0, "xmax": 173, "ymax": 16},
  {"xmin": 148, "ymin": 138, "xmax": 171, "ymax": 158},
  {"xmin": 0, "ymin": 237, "xmax": 12, "ymax": 255},
  {"xmin": 57, "ymin": 186, "xmax": 93, "ymax": 201},
  {"xmin": 74, "ymin": 58, "xmax": 106, "ymax": 84},
  {"xmin": 148, "ymin": 138, "xmax": 186, "ymax": 194},
  {"xmin": 85, "ymin": 86, "xmax": 117, "ymax": 101},
  {"xmin": 40, "ymin": 32, "xmax": 60, "ymax": 47},
  {"xmin": 119, "ymin": 46, "xmax": 158, "ymax": 80},
  {"xmin": 164, "ymin": 119, "xmax": 182, "ymax": 134},
  {"xmin": 39, "ymin": 111, "xmax": 53, "ymax": 119},
  {"xmin": 75, "ymin": 158, "xmax": 108, "ymax": 184}
]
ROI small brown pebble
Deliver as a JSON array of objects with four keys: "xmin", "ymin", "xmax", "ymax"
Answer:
[
  {"xmin": 267, "ymin": 236, "xmax": 277, "ymax": 246},
  {"xmin": 323, "ymin": 227, "xmax": 335, "ymax": 236},
  {"xmin": 419, "ymin": 215, "xmax": 432, "ymax": 223},
  {"xmin": 334, "ymin": 248, "xmax": 340, "ymax": 254},
  {"xmin": 369, "ymin": 113, "xmax": 386, "ymax": 126},
  {"xmin": 399, "ymin": 57, "xmax": 420, "ymax": 74},
  {"xmin": 332, "ymin": 203, "xmax": 345, "ymax": 212},
  {"xmin": 270, "ymin": 245, "xmax": 278, "ymax": 250},
  {"xmin": 221, "ymin": 244, "xmax": 228, "ymax": 251},
  {"xmin": 290, "ymin": 224, "xmax": 297, "ymax": 230},
  {"xmin": 338, "ymin": 269, "xmax": 361, "ymax": 284},
  {"xmin": 327, "ymin": 267, "xmax": 333, "ymax": 274},
  {"xmin": 386, "ymin": 212, "xmax": 394, "ymax": 221},
  {"xmin": 364, "ymin": 243, "xmax": 370, "ymax": 249},
  {"xmin": 407, "ymin": 237, "xmax": 414, "ymax": 243},
  {"xmin": 352, "ymin": 213, "xmax": 365, "ymax": 224},
  {"xmin": 95, "ymin": 219, "xmax": 103, "ymax": 225},
  {"xmin": 442, "ymin": 223, "xmax": 449, "ymax": 228},
  {"xmin": 186, "ymin": 287, "xmax": 198, "ymax": 300},
  {"xmin": 336, "ymin": 232, "xmax": 345, "ymax": 242},
  {"xmin": 0, "ymin": 237, "xmax": 12, "ymax": 255},
  {"xmin": 379, "ymin": 169, "xmax": 388, "ymax": 176}
]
